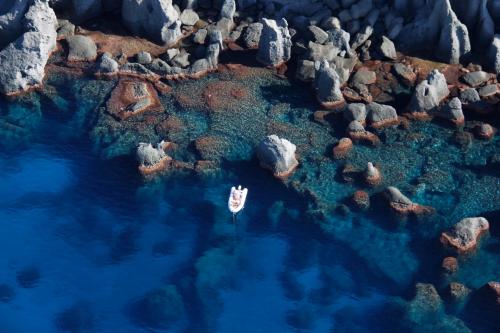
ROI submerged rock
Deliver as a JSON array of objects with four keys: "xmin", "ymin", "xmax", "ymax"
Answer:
[
  {"xmin": 384, "ymin": 186, "xmax": 434, "ymax": 216},
  {"xmin": 257, "ymin": 135, "xmax": 298, "ymax": 178},
  {"xmin": 440, "ymin": 217, "xmax": 489, "ymax": 253},
  {"xmin": 136, "ymin": 285, "xmax": 185, "ymax": 328},
  {"xmin": 314, "ymin": 60, "xmax": 345, "ymax": 109},
  {"xmin": 474, "ymin": 123, "xmax": 495, "ymax": 140},
  {"xmin": 409, "ymin": 69, "xmax": 449, "ymax": 115},
  {"xmin": 257, "ymin": 18, "xmax": 292, "ymax": 67},
  {"xmin": 0, "ymin": 0, "xmax": 57, "ymax": 96},
  {"xmin": 352, "ymin": 190, "xmax": 370, "ymax": 210},
  {"xmin": 441, "ymin": 256, "xmax": 458, "ymax": 275}
]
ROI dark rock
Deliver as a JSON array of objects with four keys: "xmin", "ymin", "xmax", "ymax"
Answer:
[
  {"xmin": 447, "ymin": 282, "xmax": 470, "ymax": 302},
  {"xmin": 441, "ymin": 256, "xmax": 458, "ymax": 274},
  {"xmin": 16, "ymin": 266, "xmax": 41, "ymax": 288},
  {"xmin": 474, "ymin": 123, "xmax": 495, "ymax": 140},
  {"xmin": 0, "ymin": 284, "xmax": 15, "ymax": 303},
  {"xmin": 352, "ymin": 190, "xmax": 370, "ymax": 210}
]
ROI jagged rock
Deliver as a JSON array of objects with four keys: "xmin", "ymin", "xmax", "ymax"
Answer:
[
  {"xmin": 462, "ymin": 71, "xmax": 489, "ymax": 87},
  {"xmin": 171, "ymin": 50, "xmax": 190, "ymax": 68},
  {"xmin": 122, "ymin": 0, "xmax": 182, "ymax": 45},
  {"xmin": 392, "ymin": 63, "xmax": 416, "ymax": 86},
  {"xmin": 257, "ymin": 135, "xmax": 299, "ymax": 178},
  {"xmin": 307, "ymin": 41, "xmax": 340, "ymax": 62},
  {"xmin": 220, "ymin": 0, "xmax": 236, "ymax": 20},
  {"xmin": 257, "ymin": 18, "xmax": 292, "ymax": 67},
  {"xmin": 367, "ymin": 102, "xmax": 398, "ymax": 128},
  {"xmin": 436, "ymin": 97, "xmax": 464, "ymax": 125},
  {"xmin": 137, "ymin": 141, "xmax": 171, "ymax": 175},
  {"xmin": 308, "ymin": 25, "xmax": 329, "ymax": 44},
  {"xmin": 327, "ymin": 27, "xmax": 352, "ymax": 55},
  {"xmin": 440, "ymin": 217, "xmax": 489, "ymax": 253},
  {"xmin": 314, "ymin": 60, "xmax": 345, "ymax": 109},
  {"xmin": 379, "ymin": 36, "xmax": 397, "ymax": 60},
  {"xmin": 0, "ymin": 0, "xmax": 57, "ymax": 96},
  {"xmin": 409, "ymin": 69, "xmax": 449, "ymax": 114},
  {"xmin": 56, "ymin": 19, "xmax": 75, "ymax": 40},
  {"xmin": 180, "ymin": 8, "xmax": 199, "ymax": 26},
  {"xmin": 95, "ymin": 52, "xmax": 118, "ymax": 74},
  {"xmin": 242, "ymin": 22, "xmax": 263, "ymax": 49},
  {"xmin": 488, "ymin": 35, "xmax": 500, "ymax": 74},
  {"xmin": 364, "ymin": 162, "xmax": 381, "ymax": 186},
  {"xmin": 384, "ymin": 186, "xmax": 434, "ymax": 215},
  {"xmin": 296, "ymin": 59, "xmax": 315, "ymax": 81},
  {"xmin": 66, "ymin": 35, "xmax": 97, "ymax": 62},
  {"xmin": 343, "ymin": 103, "xmax": 367, "ymax": 123},
  {"xmin": 332, "ymin": 137, "xmax": 353, "ymax": 159},
  {"xmin": 193, "ymin": 28, "xmax": 207, "ymax": 44}
]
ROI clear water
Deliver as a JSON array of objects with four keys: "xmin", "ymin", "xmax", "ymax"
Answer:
[{"xmin": 0, "ymin": 66, "xmax": 498, "ymax": 333}]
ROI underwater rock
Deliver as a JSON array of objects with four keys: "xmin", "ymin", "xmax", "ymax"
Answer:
[
  {"xmin": 0, "ymin": 284, "xmax": 15, "ymax": 303},
  {"xmin": 136, "ymin": 141, "xmax": 172, "ymax": 176},
  {"xmin": 476, "ymin": 281, "xmax": 500, "ymax": 308},
  {"xmin": 56, "ymin": 301, "xmax": 94, "ymax": 333},
  {"xmin": 107, "ymin": 79, "xmax": 162, "ymax": 120},
  {"xmin": 16, "ymin": 266, "xmax": 41, "ymax": 288},
  {"xmin": 440, "ymin": 217, "xmax": 489, "ymax": 253},
  {"xmin": 364, "ymin": 162, "xmax": 381, "ymax": 186},
  {"xmin": 408, "ymin": 283, "xmax": 443, "ymax": 320},
  {"xmin": 341, "ymin": 163, "xmax": 357, "ymax": 183},
  {"xmin": 474, "ymin": 123, "xmax": 495, "ymax": 140},
  {"xmin": 352, "ymin": 190, "xmax": 370, "ymax": 210},
  {"xmin": 408, "ymin": 69, "xmax": 449, "ymax": 116},
  {"xmin": 314, "ymin": 59, "xmax": 345, "ymax": 109},
  {"xmin": 135, "ymin": 285, "xmax": 185, "ymax": 328},
  {"xmin": 257, "ymin": 135, "xmax": 299, "ymax": 178},
  {"xmin": 66, "ymin": 35, "xmax": 97, "ymax": 62},
  {"xmin": 343, "ymin": 103, "xmax": 367, "ymax": 123},
  {"xmin": 384, "ymin": 186, "xmax": 434, "ymax": 216},
  {"xmin": 346, "ymin": 120, "xmax": 380, "ymax": 146},
  {"xmin": 194, "ymin": 135, "xmax": 230, "ymax": 161},
  {"xmin": 0, "ymin": 0, "xmax": 57, "ymax": 96},
  {"xmin": 257, "ymin": 18, "xmax": 292, "ymax": 67},
  {"xmin": 436, "ymin": 97, "xmax": 464, "ymax": 126},
  {"xmin": 447, "ymin": 282, "xmax": 470, "ymax": 303},
  {"xmin": 332, "ymin": 137, "xmax": 353, "ymax": 159},
  {"xmin": 367, "ymin": 102, "xmax": 399, "ymax": 128},
  {"xmin": 122, "ymin": 0, "xmax": 182, "ymax": 46},
  {"xmin": 441, "ymin": 256, "xmax": 458, "ymax": 275}
]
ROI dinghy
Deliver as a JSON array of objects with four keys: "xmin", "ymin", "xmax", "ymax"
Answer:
[{"xmin": 228, "ymin": 185, "xmax": 248, "ymax": 215}]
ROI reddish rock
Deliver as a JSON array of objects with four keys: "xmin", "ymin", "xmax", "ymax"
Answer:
[
  {"xmin": 343, "ymin": 86, "xmax": 372, "ymax": 103},
  {"xmin": 475, "ymin": 123, "xmax": 495, "ymax": 140},
  {"xmin": 364, "ymin": 162, "xmax": 382, "ymax": 186},
  {"xmin": 441, "ymin": 257, "xmax": 458, "ymax": 274},
  {"xmin": 347, "ymin": 120, "xmax": 381, "ymax": 146},
  {"xmin": 440, "ymin": 217, "xmax": 489, "ymax": 253},
  {"xmin": 194, "ymin": 135, "xmax": 230, "ymax": 161},
  {"xmin": 202, "ymin": 81, "xmax": 250, "ymax": 111},
  {"xmin": 194, "ymin": 160, "xmax": 220, "ymax": 174},
  {"xmin": 332, "ymin": 138, "xmax": 353, "ymax": 159},
  {"xmin": 352, "ymin": 190, "xmax": 370, "ymax": 210},
  {"xmin": 384, "ymin": 186, "xmax": 435, "ymax": 216},
  {"xmin": 107, "ymin": 79, "xmax": 163, "ymax": 120},
  {"xmin": 138, "ymin": 156, "xmax": 172, "ymax": 176}
]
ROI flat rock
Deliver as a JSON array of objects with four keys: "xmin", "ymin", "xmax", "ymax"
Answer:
[{"xmin": 67, "ymin": 35, "xmax": 97, "ymax": 61}]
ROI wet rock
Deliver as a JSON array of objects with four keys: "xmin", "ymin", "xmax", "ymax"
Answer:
[
  {"xmin": 436, "ymin": 97, "xmax": 464, "ymax": 126},
  {"xmin": 135, "ymin": 285, "xmax": 185, "ymax": 328},
  {"xmin": 180, "ymin": 8, "xmax": 199, "ymax": 26},
  {"xmin": 384, "ymin": 186, "xmax": 434, "ymax": 216},
  {"xmin": 392, "ymin": 63, "xmax": 416, "ymax": 86},
  {"xmin": 122, "ymin": 0, "xmax": 182, "ymax": 45},
  {"xmin": 452, "ymin": 130, "xmax": 473, "ymax": 149},
  {"xmin": 95, "ymin": 52, "xmax": 118, "ymax": 74},
  {"xmin": 378, "ymin": 36, "xmax": 397, "ymax": 60},
  {"xmin": 364, "ymin": 162, "xmax": 381, "ymax": 186},
  {"xmin": 488, "ymin": 35, "xmax": 500, "ymax": 73},
  {"xmin": 314, "ymin": 60, "xmax": 345, "ymax": 109},
  {"xmin": 352, "ymin": 190, "xmax": 370, "ymax": 210},
  {"xmin": 367, "ymin": 102, "xmax": 398, "ymax": 128},
  {"xmin": 136, "ymin": 141, "xmax": 171, "ymax": 175},
  {"xmin": 462, "ymin": 71, "xmax": 489, "ymax": 87},
  {"xmin": 447, "ymin": 282, "xmax": 470, "ymax": 303},
  {"xmin": 474, "ymin": 123, "xmax": 495, "ymax": 140},
  {"xmin": 441, "ymin": 257, "xmax": 458, "ymax": 275},
  {"xmin": 409, "ymin": 69, "xmax": 449, "ymax": 115},
  {"xmin": 0, "ymin": 0, "xmax": 57, "ymax": 96},
  {"xmin": 332, "ymin": 137, "xmax": 353, "ymax": 159},
  {"xmin": 242, "ymin": 22, "xmax": 263, "ymax": 49},
  {"xmin": 343, "ymin": 103, "xmax": 367, "ymax": 123},
  {"xmin": 459, "ymin": 88, "xmax": 480, "ymax": 104},
  {"xmin": 346, "ymin": 120, "xmax": 380, "ymax": 145},
  {"xmin": 0, "ymin": 284, "xmax": 15, "ymax": 303},
  {"xmin": 257, "ymin": 18, "xmax": 292, "ymax": 67},
  {"xmin": 440, "ymin": 217, "xmax": 489, "ymax": 253},
  {"xmin": 136, "ymin": 51, "xmax": 152, "ymax": 64},
  {"xmin": 257, "ymin": 135, "xmax": 299, "ymax": 178},
  {"xmin": 220, "ymin": 0, "xmax": 236, "ymax": 21}
]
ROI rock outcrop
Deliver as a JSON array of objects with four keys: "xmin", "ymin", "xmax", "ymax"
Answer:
[
  {"xmin": 408, "ymin": 69, "xmax": 449, "ymax": 116},
  {"xmin": 137, "ymin": 141, "xmax": 172, "ymax": 175},
  {"xmin": 257, "ymin": 135, "xmax": 298, "ymax": 178},
  {"xmin": 0, "ymin": 0, "xmax": 57, "ymax": 96},
  {"xmin": 440, "ymin": 217, "xmax": 489, "ymax": 253},
  {"xmin": 257, "ymin": 18, "xmax": 292, "ymax": 67},
  {"xmin": 314, "ymin": 60, "xmax": 345, "ymax": 109},
  {"xmin": 122, "ymin": 0, "xmax": 182, "ymax": 46},
  {"xmin": 384, "ymin": 186, "xmax": 434, "ymax": 216}
]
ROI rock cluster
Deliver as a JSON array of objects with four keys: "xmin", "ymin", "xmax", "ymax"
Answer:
[{"xmin": 440, "ymin": 217, "xmax": 490, "ymax": 253}]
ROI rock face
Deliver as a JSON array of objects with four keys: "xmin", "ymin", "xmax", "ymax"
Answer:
[
  {"xmin": 440, "ymin": 217, "xmax": 489, "ymax": 253},
  {"xmin": 409, "ymin": 69, "xmax": 449, "ymax": 115},
  {"xmin": 0, "ymin": 0, "xmax": 57, "ymax": 96},
  {"xmin": 314, "ymin": 60, "xmax": 344, "ymax": 109},
  {"xmin": 257, "ymin": 135, "xmax": 298, "ymax": 178},
  {"xmin": 257, "ymin": 18, "xmax": 292, "ymax": 67},
  {"xmin": 384, "ymin": 186, "xmax": 434, "ymax": 216},
  {"xmin": 66, "ymin": 35, "xmax": 97, "ymax": 61},
  {"xmin": 122, "ymin": 0, "xmax": 182, "ymax": 45}
]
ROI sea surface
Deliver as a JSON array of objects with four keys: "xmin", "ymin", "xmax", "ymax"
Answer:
[{"xmin": 0, "ymin": 65, "xmax": 498, "ymax": 333}]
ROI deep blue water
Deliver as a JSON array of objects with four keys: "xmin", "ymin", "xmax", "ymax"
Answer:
[{"xmin": 0, "ymin": 68, "xmax": 499, "ymax": 333}]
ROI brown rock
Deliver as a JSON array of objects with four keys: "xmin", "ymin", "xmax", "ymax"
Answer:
[
  {"xmin": 341, "ymin": 164, "xmax": 357, "ymax": 183},
  {"xmin": 332, "ymin": 138, "xmax": 353, "ymax": 159},
  {"xmin": 106, "ymin": 79, "xmax": 162, "ymax": 120},
  {"xmin": 447, "ymin": 282, "xmax": 471, "ymax": 302},
  {"xmin": 441, "ymin": 257, "xmax": 458, "ymax": 274},
  {"xmin": 352, "ymin": 190, "xmax": 370, "ymax": 210},
  {"xmin": 364, "ymin": 162, "xmax": 382, "ymax": 186}
]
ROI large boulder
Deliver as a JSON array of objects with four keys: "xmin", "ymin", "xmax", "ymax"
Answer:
[
  {"xmin": 220, "ymin": 0, "xmax": 236, "ymax": 21},
  {"xmin": 440, "ymin": 217, "xmax": 489, "ymax": 253},
  {"xmin": 257, "ymin": 135, "xmax": 298, "ymax": 178},
  {"xmin": 314, "ymin": 59, "xmax": 344, "ymax": 109},
  {"xmin": 0, "ymin": 0, "xmax": 57, "ymax": 96},
  {"xmin": 409, "ymin": 69, "xmax": 449, "ymax": 114},
  {"xmin": 122, "ymin": 0, "xmax": 182, "ymax": 45},
  {"xmin": 256, "ymin": 18, "xmax": 292, "ymax": 67},
  {"xmin": 436, "ymin": 0, "xmax": 471, "ymax": 64}
]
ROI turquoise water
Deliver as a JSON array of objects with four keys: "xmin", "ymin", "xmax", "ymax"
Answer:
[{"xmin": 0, "ymin": 66, "xmax": 498, "ymax": 332}]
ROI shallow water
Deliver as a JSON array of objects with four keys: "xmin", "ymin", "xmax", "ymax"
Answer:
[{"xmin": 0, "ymin": 67, "xmax": 498, "ymax": 333}]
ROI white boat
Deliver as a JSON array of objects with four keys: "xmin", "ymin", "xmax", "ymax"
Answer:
[{"xmin": 228, "ymin": 185, "xmax": 248, "ymax": 215}]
